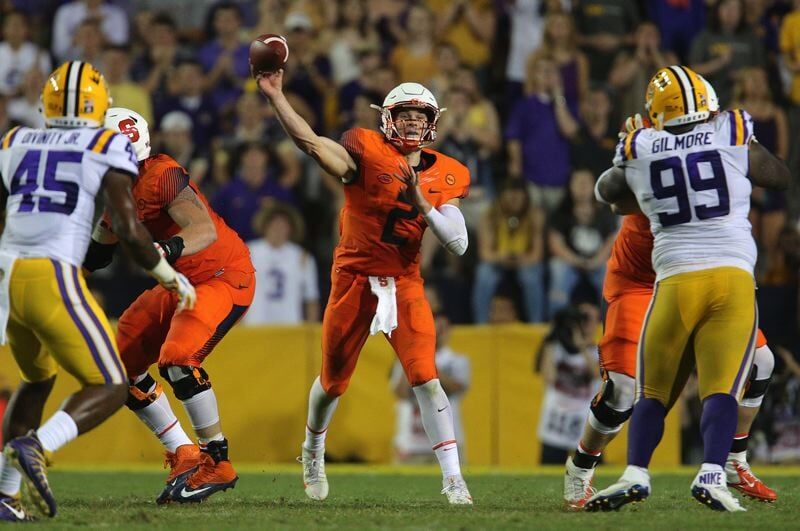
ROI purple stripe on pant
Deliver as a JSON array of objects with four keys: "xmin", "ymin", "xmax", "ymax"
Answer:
[
  {"xmin": 51, "ymin": 260, "xmax": 112, "ymax": 384},
  {"xmin": 69, "ymin": 266, "xmax": 124, "ymax": 380},
  {"xmin": 730, "ymin": 300, "xmax": 758, "ymax": 396}
]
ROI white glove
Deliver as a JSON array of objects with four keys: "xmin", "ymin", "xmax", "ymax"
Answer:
[{"xmin": 148, "ymin": 257, "xmax": 197, "ymax": 311}]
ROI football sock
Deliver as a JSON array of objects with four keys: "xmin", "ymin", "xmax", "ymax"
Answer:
[
  {"xmin": 0, "ymin": 455, "xmax": 21, "ymax": 496},
  {"xmin": 729, "ymin": 432, "xmax": 749, "ymax": 455},
  {"xmin": 627, "ymin": 398, "xmax": 666, "ymax": 468},
  {"xmin": 412, "ymin": 379, "xmax": 461, "ymax": 478},
  {"xmin": 700, "ymin": 393, "xmax": 738, "ymax": 468},
  {"xmin": 181, "ymin": 388, "xmax": 221, "ymax": 433},
  {"xmin": 131, "ymin": 376, "xmax": 193, "ymax": 452},
  {"xmin": 304, "ymin": 376, "xmax": 339, "ymax": 452},
  {"xmin": 36, "ymin": 410, "xmax": 78, "ymax": 453},
  {"xmin": 573, "ymin": 442, "xmax": 602, "ymax": 470}
]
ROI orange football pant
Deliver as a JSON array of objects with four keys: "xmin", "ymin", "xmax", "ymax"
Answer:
[
  {"xmin": 600, "ymin": 288, "xmax": 767, "ymax": 378},
  {"xmin": 117, "ymin": 273, "xmax": 255, "ymax": 377},
  {"xmin": 320, "ymin": 267, "xmax": 437, "ymax": 396}
]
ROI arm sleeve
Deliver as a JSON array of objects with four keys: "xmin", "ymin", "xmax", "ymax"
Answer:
[
  {"xmin": 424, "ymin": 203, "xmax": 469, "ymax": 256},
  {"xmin": 339, "ymin": 128, "xmax": 366, "ymax": 163},
  {"xmin": 157, "ymin": 165, "xmax": 191, "ymax": 206}
]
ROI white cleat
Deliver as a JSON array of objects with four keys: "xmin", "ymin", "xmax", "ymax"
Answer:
[
  {"xmin": 298, "ymin": 446, "xmax": 328, "ymax": 501},
  {"xmin": 564, "ymin": 457, "xmax": 596, "ymax": 511},
  {"xmin": 586, "ymin": 465, "xmax": 650, "ymax": 512},
  {"xmin": 691, "ymin": 468, "xmax": 746, "ymax": 512},
  {"xmin": 441, "ymin": 475, "xmax": 473, "ymax": 505}
]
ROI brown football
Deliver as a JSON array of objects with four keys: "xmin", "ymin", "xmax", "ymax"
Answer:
[{"xmin": 249, "ymin": 34, "xmax": 289, "ymax": 77}]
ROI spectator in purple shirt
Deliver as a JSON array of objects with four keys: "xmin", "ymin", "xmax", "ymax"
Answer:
[
  {"xmin": 197, "ymin": 2, "xmax": 251, "ymax": 112},
  {"xmin": 212, "ymin": 143, "xmax": 295, "ymax": 241},
  {"xmin": 506, "ymin": 53, "xmax": 580, "ymax": 211},
  {"xmin": 155, "ymin": 59, "xmax": 219, "ymax": 151}
]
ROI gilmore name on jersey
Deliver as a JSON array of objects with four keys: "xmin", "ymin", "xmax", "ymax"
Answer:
[
  {"xmin": 337, "ymin": 128, "xmax": 469, "ymax": 276},
  {"xmin": 614, "ymin": 109, "xmax": 755, "ymax": 280}
]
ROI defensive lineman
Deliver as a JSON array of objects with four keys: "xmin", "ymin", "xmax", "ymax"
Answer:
[
  {"xmin": 589, "ymin": 66, "xmax": 789, "ymax": 512},
  {"xmin": 0, "ymin": 61, "xmax": 195, "ymax": 521}
]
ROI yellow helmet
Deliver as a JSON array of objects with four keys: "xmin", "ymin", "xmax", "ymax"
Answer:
[
  {"xmin": 645, "ymin": 66, "xmax": 710, "ymax": 130},
  {"xmin": 42, "ymin": 61, "xmax": 111, "ymax": 128}
]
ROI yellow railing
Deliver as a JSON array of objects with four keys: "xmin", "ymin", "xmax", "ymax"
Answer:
[{"xmin": 0, "ymin": 324, "xmax": 680, "ymax": 466}]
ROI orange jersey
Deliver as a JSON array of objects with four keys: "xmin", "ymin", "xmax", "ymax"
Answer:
[
  {"xmin": 104, "ymin": 154, "xmax": 253, "ymax": 284},
  {"xmin": 603, "ymin": 213, "xmax": 656, "ymax": 299},
  {"xmin": 336, "ymin": 128, "xmax": 470, "ymax": 276}
]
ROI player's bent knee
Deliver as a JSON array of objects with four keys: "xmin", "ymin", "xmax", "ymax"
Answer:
[
  {"xmin": 589, "ymin": 371, "xmax": 635, "ymax": 433},
  {"xmin": 740, "ymin": 345, "xmax": 775, "ymax": 408},
  {"xmin": 125, "ymin": 373, "xmax": 163, "ymax": 410},
  {"xmin": 411, "ymin": 378, "xmax": 443, "ymax": 397},
  {"xmin": 321, "ymin": 378, "xmax": 349, "ymax": 398},
  {"xmin": 159, "ymin": 365, "xmax": 212, "ymax": 400}
]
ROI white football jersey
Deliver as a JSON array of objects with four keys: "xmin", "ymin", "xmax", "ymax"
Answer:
[
  {"xmin": 0, "ymin": 126, "xmax": 138, "ymax": 267},
  {"xmin": 614, "ymin": 110, "xmax": 756, "ymax": 280},
  {"xmin": 244, "ymin": 240, "xmax": 319, "ymax": 325}
]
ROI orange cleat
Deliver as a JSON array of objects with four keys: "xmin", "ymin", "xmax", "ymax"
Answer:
[
  {"xmin": 725, "ymin": 460, "xmax": 777, "ymax": 502},
  {"xmin": 156, "ymin": 444, "xmax": 202, "ymax": 505},
  {"xmin": 169, "ymin": 440, "xmax": 238, "ymax": 503}
]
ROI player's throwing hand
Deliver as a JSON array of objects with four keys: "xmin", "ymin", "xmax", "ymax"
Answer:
[{"xmin": 256, "ymin": 70, "xmax": 284, "ymax": 100}]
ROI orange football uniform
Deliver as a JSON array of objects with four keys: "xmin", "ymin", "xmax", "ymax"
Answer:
[
  {"xmin": 107, "ymin": 154, "xmax": 255, "ymax": 376},
  {"xmin": 600, "ymin": 213, "xmax": 766, "ymax": 378},
  {"xmin": 321, "ymin": 128, "xmax": 469, "ymax": 395}
]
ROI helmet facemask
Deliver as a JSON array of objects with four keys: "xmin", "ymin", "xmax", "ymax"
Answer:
[{"xmin": 371, "ymin": 101, "xmax": 443, "ymax": 151}]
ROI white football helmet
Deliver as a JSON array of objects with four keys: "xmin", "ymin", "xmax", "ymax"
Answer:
[
  {"xmin": 698, "ymin": 74, "xmax": 719, "ymax": 114},
  {"xmin": 104, "ymin": 107, "xmax": 151, "ymax": 161},
  {"xmin": 370, "ymin": 82, "xmax": 444, "ymax": 149}
]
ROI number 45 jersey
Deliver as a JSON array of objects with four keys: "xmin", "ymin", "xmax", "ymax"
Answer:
[
  {"xmin": 337, "ymin": 128, "xmax": 470, "ymax": 276},
  {"xmin": 614, "ymin": 110, "xmax": 756, "ymax": 281},
  {"xmin": 0, "ymin": 126, "xmax": 137, "ymax": 266}
]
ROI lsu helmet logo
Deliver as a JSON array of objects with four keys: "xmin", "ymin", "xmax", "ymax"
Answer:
[{"xmin": 645, "ymin": 66, "xmax": 711, "ymax": 130}]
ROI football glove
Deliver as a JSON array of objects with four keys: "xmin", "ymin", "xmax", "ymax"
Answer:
[{"xmin": 154, "ymin": 236, "xmax": 184, "ymax": 265}]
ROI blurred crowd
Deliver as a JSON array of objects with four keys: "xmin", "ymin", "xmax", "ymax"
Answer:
[{"xmin": 2, "ymin": 0, "xmax": 800, "ymax": 462}]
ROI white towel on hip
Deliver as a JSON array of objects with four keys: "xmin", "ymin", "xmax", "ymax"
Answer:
[
  {"xmin": 368, "ymin": 276, "xmax": 398, "ymax": 337},
  {"xmin": 0, "ymin": 251, "xmax": 18, "ymax": 345}
]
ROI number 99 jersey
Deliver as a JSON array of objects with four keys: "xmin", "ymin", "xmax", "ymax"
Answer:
[
  {"xmin": 613, "ymin": 110, "xmax": 756, "ymax": 281},
  {"xmin": 0, "ymin": 126, "xmax": 138, "ymax": 267}
]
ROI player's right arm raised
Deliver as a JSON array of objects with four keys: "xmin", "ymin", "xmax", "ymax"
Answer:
[
  {"xmin": 257, "ymin": 70, "xmax": 357, "ymax": 181},
  {"xmin": 101, "ymin": 170, "xmax": 196, "ymax": 310}
]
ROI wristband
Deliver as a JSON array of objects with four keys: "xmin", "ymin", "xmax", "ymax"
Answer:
[{"xmin": 156, "ymin": 236, "xmax": 185, "ymax": 264}]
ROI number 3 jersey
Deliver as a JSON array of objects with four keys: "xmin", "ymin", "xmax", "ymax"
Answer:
[
  {"xmin": 614, "ymin": 110, "xmax": 756, "ymax": 280},
  {"xmin": 337, "ymin": 128, "xmax": 470, "ymax": 276},
  {"xmin": 0, "ymin": 126, "xmax": 138, "ymax": 266}
]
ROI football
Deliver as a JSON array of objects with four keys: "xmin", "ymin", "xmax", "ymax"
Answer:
[{"xmin": 249, "ymin": 33, "xmax": 289, "ymax": 77}]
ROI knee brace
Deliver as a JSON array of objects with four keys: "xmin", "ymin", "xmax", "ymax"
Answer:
[
  {"xmin": 126, "ymin": 373, "xmax": 163, "ymax": 411},
  {"xmin": 588, "ymin": 371, "xmax": 635, "ymax": 434},
  {"xmin": 159, "ymin": 365, "xmax": 212, "ymax": 400},
  {"xmin": 741, "ymin": 345, "xmax": 775, "ymax": 408}
]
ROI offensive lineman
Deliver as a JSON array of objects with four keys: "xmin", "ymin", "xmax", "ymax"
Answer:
[
  {"xmin": 258, "ymin": 70, "xmax": 473, "ymax": 504},
  {"xmin": 83, "ymin": 108, "xmax": 255, "ymax": 504},
  {"xmin": 588, "ymin": 66, "xmax": 789, "ymax": 512},
  {"xmin": 0, "ymin": 62, "xmax": 195, "ymax": 521}
]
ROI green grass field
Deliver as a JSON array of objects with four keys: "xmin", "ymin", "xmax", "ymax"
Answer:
[{"xmin": 29, "ymin": 466, "xmax": 799, "ymax": 529}]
